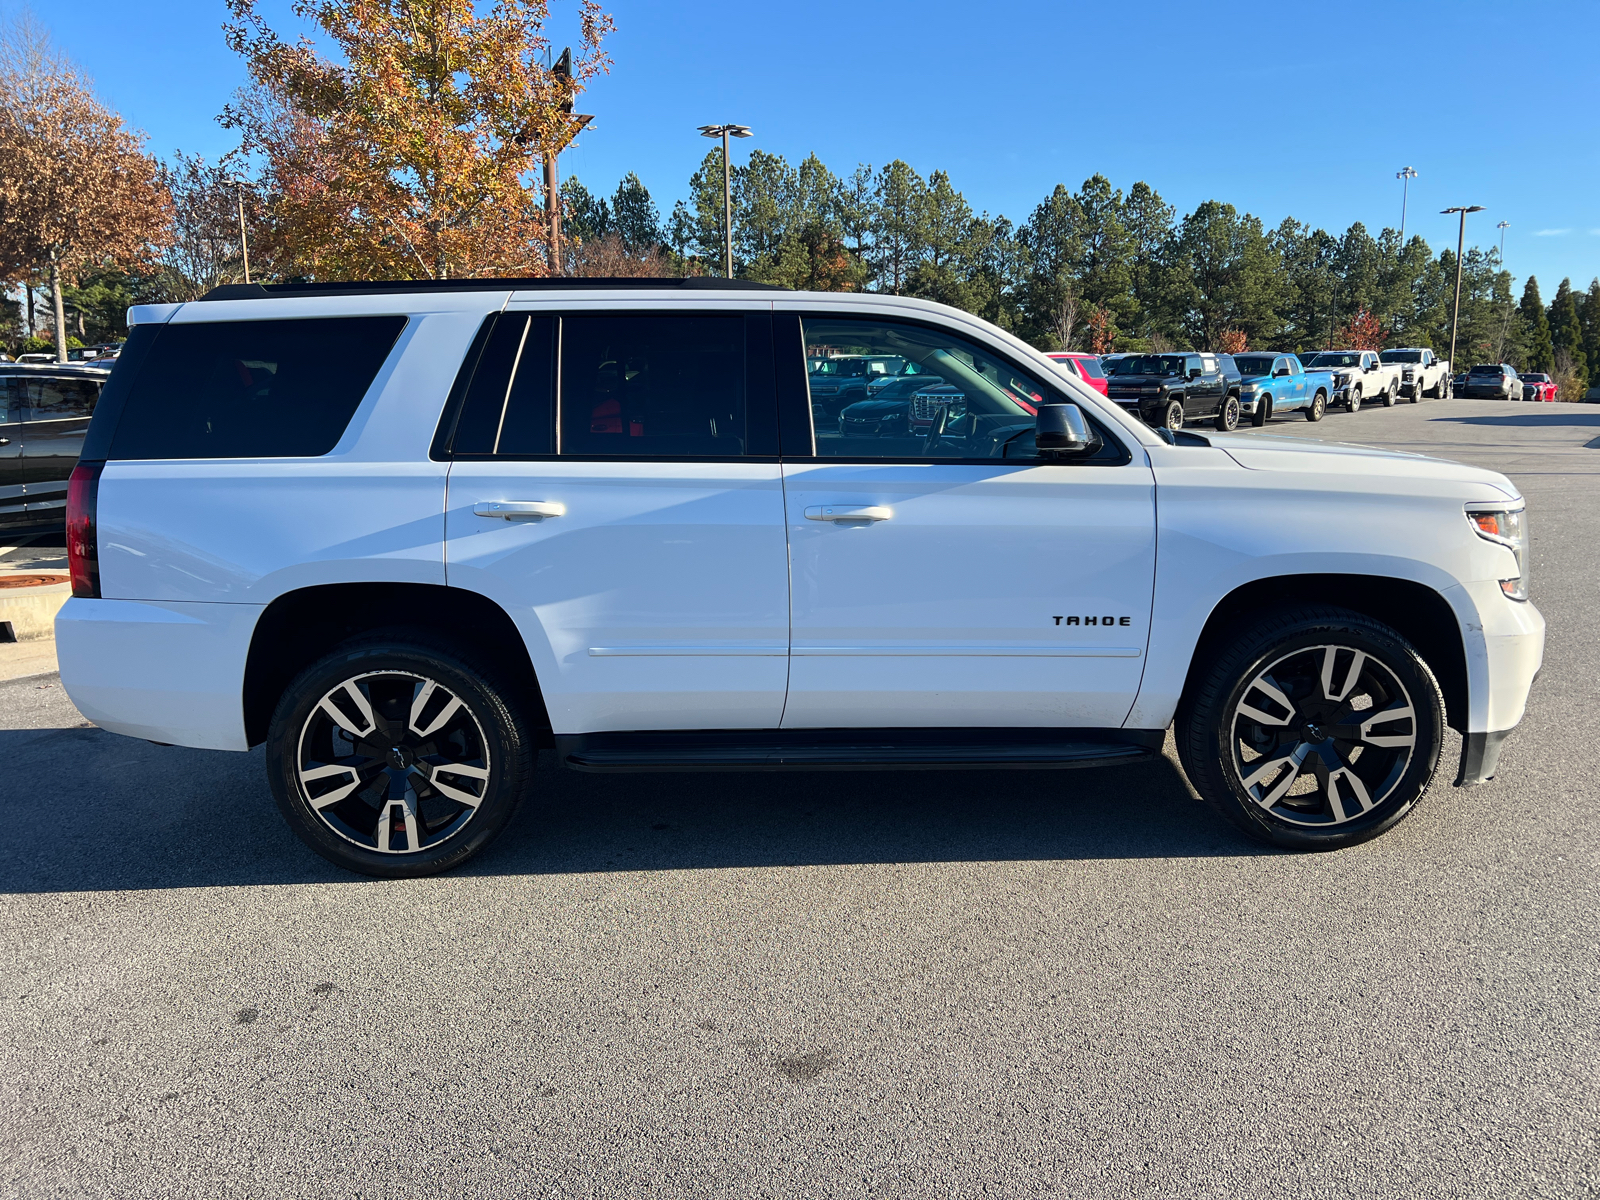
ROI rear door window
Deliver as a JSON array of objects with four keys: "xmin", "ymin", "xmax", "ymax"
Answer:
[
  {"xmin": 16, "ymin": 375, "xmax": 100, "ymax": 420},
  {"xmin": 106, "ymin": 316, "xmax": 406, "ymax": 460}
]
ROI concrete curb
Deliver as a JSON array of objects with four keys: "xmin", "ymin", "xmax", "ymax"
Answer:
[{"xmin": 0, "ymin": 579, "xmax": 70, "ymax": 641}]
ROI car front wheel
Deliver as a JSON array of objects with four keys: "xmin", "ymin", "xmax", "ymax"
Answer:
[
  {"xmin": 1348, "ymin": 385, "xmax": 1362, "ymax": 412},
  {"xmin": 266, "ymin": 634, "xmax": 535, "ymax": 878},
  {"xmin": 1163, "ymin": 399, "xmax": 1185, "ymax": 430},
  {"xmin": 1177, "ymin": 606, "xmax": 1446, "ymax": 850}
]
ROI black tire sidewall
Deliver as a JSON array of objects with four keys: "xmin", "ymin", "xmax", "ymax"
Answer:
[
  {"xmin": 1180, "ymin": 609, "xmax": 1445, "ymax": 850},
  {"xmin": 266, "ymin": 640, "xmax": 532, "ymax": 878}
]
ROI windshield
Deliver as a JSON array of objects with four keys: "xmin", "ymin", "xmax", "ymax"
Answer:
[
  {"xmin": 1110, "ymin": 355, "xmax": 1186, "ymax": 376},
  {"xmin": 1380, "ymin": 350, "xmax": 1421, "ymax": 363},
  {"xmin": 1519, "ymin": 373, "xmax": 1549, "ymax": 382},
  {"xmin": 1469, "ymin": 364, "xmax": 1501, "ymax": 374},
  {"xmin": 1234, "ymin": 356, "xmax": 1276, "ymax": 376},
  {"xmin": 1307, "ymin": 353, "xmax": 1363, "ymax": 368}
]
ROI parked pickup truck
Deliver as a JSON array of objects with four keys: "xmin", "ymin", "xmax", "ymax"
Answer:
[
  {"xmin": 1231, "ymin": 353, "xmax": 1335, "ymax": 426},
  {"xmin": 1380, "ymin": 347, "xmax": 1452, "ymax": 400},
  {"xmin": 1303, "ymin": 350, "xmax": 1403, "ymax": 411}
]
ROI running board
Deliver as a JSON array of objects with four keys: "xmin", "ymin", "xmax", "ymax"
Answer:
[{"xmin": 557, "ymin": 728, "xmax": 1163, "ymax": 773}]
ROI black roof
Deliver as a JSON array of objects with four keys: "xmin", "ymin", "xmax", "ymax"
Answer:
[{"xmin": 199, "ymin": 276, "xmax": 788, "ymax": 302}]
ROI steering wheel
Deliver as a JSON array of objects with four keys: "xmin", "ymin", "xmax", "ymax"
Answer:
[{"xmin": 921, "ymin": 404, "xmax": 949, "ymax": 455}]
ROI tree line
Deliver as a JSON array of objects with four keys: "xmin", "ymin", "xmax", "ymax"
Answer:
[
  {"xmin": 3, "ymin": 2, "xmax": 1595, "ymax": 400},
  {"xmin": 562, "ymin": 152, "xmax": 1599, "ymax": 397}
]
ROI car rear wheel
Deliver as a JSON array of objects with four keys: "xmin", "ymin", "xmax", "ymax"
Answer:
[
  {"xmin": 1381, "ymin": 384, "xmax": 1396, "ymax": 407},
  {"xmin": 1251, "ymin": 394, "xmax": 1271, "ymax": 427},
  {"xmin": 1163, "ymin": 399, "xmax": 1185, "ymax": 431},
  {"xmin": 1215, "ymin": 395, "xmax": 1241, "ymax": 432},
  {"xmin": 1305, "ymin": 392, "xmax": 1327, "ymax": 422},
  {"xmin": 266, "ymin": 634, "xmax": 535, "ymax": 878},
  {"xmin": 1176, "ymin": 606, "xmax": 1446, "ymax": 850}
]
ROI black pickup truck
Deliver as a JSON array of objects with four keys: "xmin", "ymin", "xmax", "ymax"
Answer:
[{"xmin": 1103, "ymin": 352, "xmax": 1244, "ymax": 431}]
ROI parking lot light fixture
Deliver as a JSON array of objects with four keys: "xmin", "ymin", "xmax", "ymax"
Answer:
[
  {"xmin": 1442, "ymin": 205, "xmax": 1486, "ymax": 376},
  {"xmin": 1396, "ymin": 167, "xmax": 1418, "ymax": 242},
  {"xmin": 1496, "ymin": 220, "xmax": 1510, "ymax": 264},
  {"xmin": 698, "ymin": 124, "xmax": 752, "ymax": 278}
]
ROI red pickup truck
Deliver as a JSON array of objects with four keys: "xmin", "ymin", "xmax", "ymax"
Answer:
[
  {"xmin": 1519, "ymin": 372, "xmax": 1558, "ymax": 402},
  {"xmin": 1045, "ymin": 351, "xmax": 1110, "ymax": 396}
]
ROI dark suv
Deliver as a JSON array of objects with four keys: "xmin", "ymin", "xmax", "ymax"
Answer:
[
  {"xmin": 0, "ymin": 364, "xmax": 109, "ymax": 531},
  {"xmin": 1104, "ymin": 352, "xmax": 1243, "ymax": 431}
]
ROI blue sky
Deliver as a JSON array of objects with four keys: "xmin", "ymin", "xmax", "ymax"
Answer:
[{"xmin": 34, "ymin": 0, "xmax": 1600, "ymax": 293}]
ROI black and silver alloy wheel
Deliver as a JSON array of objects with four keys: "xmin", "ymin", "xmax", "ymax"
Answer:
[
  {"xmin": 267, "ymin": 636, "xmax": 534, "ymax": 877},
  {"xmin": 1164, "ymin": 399, "xmax": 1185, "ymax": 430},
  {"xmin": 1215, "ymin": 395, "xmax": 1241, "ymax": 431},
  {"xmin": 1178, "ymin": 606, "xmax": 1445, "ymax": 850},
  {"xmin": 1230, "ymin": 645, "xmax": 1415, "ymax": 828},
  {"xmin": 297, "ymin": 671, "xmax": 491, "ymax": 855}
]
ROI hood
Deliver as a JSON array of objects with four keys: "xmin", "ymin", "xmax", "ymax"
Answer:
[
  {"xmin": 1106, "ymin": 373, "xmax": 1177, "ymax": 387},
  {"xmin": 1207, "ymin": 433, "xmax": 1521, "ymax": 499},
  {"xmin": 840, "ymin": 398, "xmax": 910, "ymax": 417}
]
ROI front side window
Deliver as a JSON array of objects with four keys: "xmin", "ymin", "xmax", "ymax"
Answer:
[
  {"xmin": 802, "ymin": 316, "xmax": 1058, "ymax": 461},
  {"xmin": 107, "ymin": 316, "xmax": 406, "ymax": 460}
]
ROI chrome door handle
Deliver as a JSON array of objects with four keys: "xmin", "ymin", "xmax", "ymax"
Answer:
[
  {"xmin": 803, "ymin": 505, "xmax": 892, "ymax": 524},
  {"xmin": 0, "ymin": 437, "xmax": 8, "ymax": 445},
  {"xmin": 473, "ymin": 501, "xmax": 566, "ymax": 521}
]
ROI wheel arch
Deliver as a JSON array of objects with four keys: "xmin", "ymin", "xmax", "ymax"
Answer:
[
  {"xmin": 1179, "ymin": 573, "xmax": 1470, "ymax": 735},
  {"xmin": 242, "ymin": 582, "xmax": 550, "ymax": 748}
]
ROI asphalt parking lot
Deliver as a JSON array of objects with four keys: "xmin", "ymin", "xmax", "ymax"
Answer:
[{"xmin": 2, "ymin": 397, "xmax": 1597, "ymax": 1199}]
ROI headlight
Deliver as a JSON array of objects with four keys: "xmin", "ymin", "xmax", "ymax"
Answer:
[
  {"xmin": 1241, "ymin": 382, "xmax": 1258, "ymax": 394},
  {"xmin": 1142, "ymin": 386, "xmax": 1160, "ymax": 395},
  {"xmin": 1466, "ymin": 504, "xmax": 1529, "ymax": 600}
]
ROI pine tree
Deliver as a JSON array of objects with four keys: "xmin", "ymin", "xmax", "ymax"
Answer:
[
  {"xmin": 560, "ymin": 177, "xmax": 609, "ymax": 244},
  {"xmin": 1518, "ymin": 277, "xmax": 1552, "ymax": 371},
  {"xmin": 1549, "ymin": 278, "xmax": 1588, "ymax": 394},
  {"xmin": 1580, "ymin": 279, "xmax": 1600, "ymax": 397},
  {"xmin": 609, "ymin": 173, "xmax": 661, "ymax": 252},
  {"xmin": 870, "ymin": 160, "xmax": 925, "ymax": 295}
]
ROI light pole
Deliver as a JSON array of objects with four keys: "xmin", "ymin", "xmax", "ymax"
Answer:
[
  {"xmin": 1442, "ymin": 205, "xmax": 1486, "ymax": 376},
  {"xmin": 1396, "ymin": 166, "xmax": 1418, "ymax": 242},
  {"xmin": 1496, "ymin": 220, "xmax": 1510, "ymax": 265},
  {"xmin": 698, "ymin": 123, "xmax": 752, "ymax": 277},
  {"xmin": 232, "ymin": 179, "xmax": 251, "ymax": 284}
]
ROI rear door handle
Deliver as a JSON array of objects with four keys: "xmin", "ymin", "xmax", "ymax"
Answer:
[
  {"xmin": 804, "ymin": 505, "xmax": 892, "ymax": 524},
  {"xmin": 474, "ymin": 501, "xmax": 566, "ymax": 521}
]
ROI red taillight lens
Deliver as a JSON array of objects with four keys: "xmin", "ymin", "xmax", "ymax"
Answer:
[{"xmin": 67, "ymin": 461, "xmax": 104, "ymax": 599}]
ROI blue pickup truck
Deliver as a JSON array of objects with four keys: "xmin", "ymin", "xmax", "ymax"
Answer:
[{"xmin": 1231, "ymin": 353, "xmax": 1335, "ymax": 426}]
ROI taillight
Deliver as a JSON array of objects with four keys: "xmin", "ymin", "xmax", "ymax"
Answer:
[{"xmin": 67, "ymin": 460, "xmax": 104, "ymax": 599}]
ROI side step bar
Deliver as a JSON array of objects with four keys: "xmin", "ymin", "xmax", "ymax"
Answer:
[{"xmin": 557, "ymin": 728, "xmax": 1164, "ymax": 773}]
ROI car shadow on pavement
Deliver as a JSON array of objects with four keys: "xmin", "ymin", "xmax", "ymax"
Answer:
[
  {"xmin": 1433, "ymin": 412, "xmax": 1600, "ymax": 428},
  {"xmin": 0, "ymin": 725, "xmax": 1265, "ymax": 895}
]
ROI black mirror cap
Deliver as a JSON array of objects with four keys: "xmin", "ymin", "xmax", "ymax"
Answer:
[{"xmin": 1035, "ymin": 403, "xmax": 1094, "ymax": 458}]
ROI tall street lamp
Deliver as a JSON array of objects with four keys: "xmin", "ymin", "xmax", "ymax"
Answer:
[
  {"xmin": 1442, "ymin": 205, "xmax": 1486, "ymax": 376},
  {"xmin": 1496, "ymin": 220, "xmax": 1510, "ymax": 264},
  {"xmin": 1396, "ymin": 166, "xmax": 1418, "ymax": 242},
  {"xmin": 698, "ymin": 123, "xmax": 752, "ymax": 278}
]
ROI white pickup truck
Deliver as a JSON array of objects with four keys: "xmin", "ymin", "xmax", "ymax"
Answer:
[
  {"xmin": 1301, "ymin": 350, "xmax": 1405, "ymax": 412},
  {"xmin": 1380, "ymin": 347, "xmax": 1453, "ymax": 400}
]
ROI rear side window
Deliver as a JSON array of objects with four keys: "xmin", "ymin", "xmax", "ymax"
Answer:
[
  {"xmin": 560, "ymin": 315, "xmax": 746, "ymax": 457},
  {"xmin": 14, "ymin": 375, "xmax": 101, "ymax": 420},
  {"xmin": 106, "ymin": 316, "xmax": 406, "ymax": 460}
]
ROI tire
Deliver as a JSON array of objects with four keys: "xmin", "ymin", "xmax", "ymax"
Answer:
[
  {"xmin": 1215, "ymin": 395, "xmax": 1241, "ymax": 432},
  {"xmin": 266, "ymin": 633, "xmax": 536, "ymax": 878},
  {"xmin": 1305, "ymin": 391, "xmax": 1327, "ymax": 422},
  {"xmin": 1443, "ymin": 376, "xmax": 1453, "ymax": 400},
  {"xmin": 1251, "ymin": 394, "xmax": 1271, "ymax": 427},
  {"xmin": 1163, "ymin": 399, "xmax": 1185, "ymax": 431},
  {"xmin": 1382, "ymin": 383, "xmax": 1397, "ymax": 407},
  {"xmin": 1348, "ymin": 385, "xmax": 1362, "ymax": 413},
  {"xmin": 1176, "ymin": 605, "xmax": 1445, "ymax": 851}
]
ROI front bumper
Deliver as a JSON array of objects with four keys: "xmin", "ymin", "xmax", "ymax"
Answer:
[{"xmin": 1452, "ymin": 582, "xmax": 1544, "ymax": 786}]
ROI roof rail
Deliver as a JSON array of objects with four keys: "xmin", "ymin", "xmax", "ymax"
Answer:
[{"xmin": 198, "ymin": 276, "xmax": 788, "ymax": 301}]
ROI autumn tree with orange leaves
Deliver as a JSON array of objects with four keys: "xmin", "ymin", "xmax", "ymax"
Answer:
[
  {"xmin": 223, "ymin": 0, "xmax": 614, "ymax": 281},
  {"xmin": 0, "ymin": 14, "xmax": 168, "ymax": 361},
  {"xmin": 1333, "ymin": 308, "xmax": 1385, "ymax": 351}
]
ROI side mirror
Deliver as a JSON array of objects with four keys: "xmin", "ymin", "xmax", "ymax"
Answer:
[
  {"xmin": 1035, "ymin": 403, "xmax": 1093, "ymax": 458},
  {"xmin": 1274, "ymin": 366, "xmax": 1290, "ymax": 377},
  {"xmin": 1188, "ymin": 367, "xmax": 1202, "ymax": 379}
]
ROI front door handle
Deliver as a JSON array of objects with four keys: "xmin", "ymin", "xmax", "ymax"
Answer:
[
  {"xmin": 474, "ymin": 501, "xmax": 566, "ymax": 521},
  {"xmin": 0, "ymin": 437, "xmax": 8, "ymax": 445},
  {"xmin": 804, "ymin": 505, "xmax": 892, "ymax": 524}
]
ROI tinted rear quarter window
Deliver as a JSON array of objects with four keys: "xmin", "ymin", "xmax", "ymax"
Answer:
[{"xmin": 106, "ymin": 316, "xmax": 406, "ymax": 460}]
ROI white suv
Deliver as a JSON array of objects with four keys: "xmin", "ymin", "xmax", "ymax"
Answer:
[{"xmin": 56, "ymin": 279, "xmax": 1544, "ymax": 876}]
